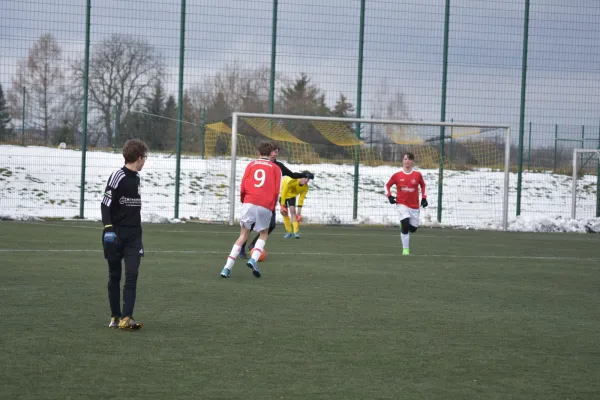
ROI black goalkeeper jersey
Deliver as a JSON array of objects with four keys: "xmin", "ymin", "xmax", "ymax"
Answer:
[{"xmin": 101, "ymin": 166, "xmax": 142, "ymax": 228}]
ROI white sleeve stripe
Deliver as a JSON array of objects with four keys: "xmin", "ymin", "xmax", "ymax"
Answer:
[
  {"xmin": 108, "ymin": 170, "xmax": 125, "ymax": 189},
  {"xmin": 107, "ymin": 171, "xmax": 115, "ymax": 186},
  {"xmin": 102, "ymin": 197, "xmax": 111, "ymax": 207}
]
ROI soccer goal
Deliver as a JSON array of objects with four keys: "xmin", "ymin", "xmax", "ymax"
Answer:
[
  {"xmin": 571, "ymin": 149, "xmax": 600, "ymax": 219},
  {"xmin": 227, "ymin": 112, "xmax": 511, "ymax": 230}
]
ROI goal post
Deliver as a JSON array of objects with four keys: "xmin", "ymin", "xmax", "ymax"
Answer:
[
  {"xmin": 229, "ymin": 112, "xmax": 511, "ymax": 230},
  {"xmin": 571, "ymin": 148, "xmax": 600, "ymax": 219}
]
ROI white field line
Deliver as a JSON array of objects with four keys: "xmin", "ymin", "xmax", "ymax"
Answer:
[{"xmin": 0, "ymin": 248, "xmax": 599, "ymax": 262}]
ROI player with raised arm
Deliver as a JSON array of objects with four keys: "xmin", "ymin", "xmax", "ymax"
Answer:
[
  {"xmin": 239, "ymin": 142, "xmax": 314, "ymax": 257},
  {"xmin": 220, "ymin": 142, "xmax": 282, "ymax": 278},
  {"xmin": 279, "ymin": 173, "xmax": 311, "ymax": 239},
  {"xmin": 385, "ymin": 152, "xmax": 428, "ymax": 256}
]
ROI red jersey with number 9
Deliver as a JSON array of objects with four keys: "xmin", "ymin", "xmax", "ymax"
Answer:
[{"xmin": 240, "ymin": 158, "xmax": 282, "ymax": 210}]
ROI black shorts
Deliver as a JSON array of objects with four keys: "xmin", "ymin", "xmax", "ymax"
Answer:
[
  {"xmin": 281, "ymin": 197, "xmax": 296, "ymax": 208},
  {"xmin": 103, "ymin": 226, "xmax": 144, "ymax": 261}
]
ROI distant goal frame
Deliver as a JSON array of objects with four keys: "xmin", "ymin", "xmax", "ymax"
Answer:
[{"xmin": 229, "ymin": 112, "xmax": 511, "ymax": 230}]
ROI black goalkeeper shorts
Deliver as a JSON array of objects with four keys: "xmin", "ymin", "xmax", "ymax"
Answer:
[
  {"xmin": 103, "ymin": 226, "xmax": 144, "ymax": 261},
  {"xmin": 281, "ymin": 196, "xmax": 297, "ymax": 208}
]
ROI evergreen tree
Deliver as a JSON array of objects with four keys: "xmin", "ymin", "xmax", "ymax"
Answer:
[
  {"xmin": 163, "ymin": 95, "xmax": 177, "ymax": 149},
  {"xmin": 143, "ymin": 80, "xmax": 166, "ymax": 149},
  {"xmin": 53, "ymin": 119, "xmax": 75, "ymax": 146},
  {"xmin": 0, "ymin": 83, "xmax": 12, "ymax": 139},
  {"xmin": 280, "ymin": 73, "xmax": 330, "ymax": 117},
  {"xmin": 180, "ymin": 92, "xmax": 199, "ymax": 152},
  {"xmin": 280, "ymin": 73, "xmax": 331, "ymax": 147},
  {"xmin": 332, "ymin": 94, "xmax": 354, "ymax": 118},
  {"xmin": 206, "ymin": 91, "xmax": 232, "ymax": 124},
  {"xmin": 240, "ymin": 83, "xmax": 267, "ymax": 113}
]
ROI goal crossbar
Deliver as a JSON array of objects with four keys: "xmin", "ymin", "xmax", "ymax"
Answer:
[
  {"xmin": 230, "ymin": 112, "xmax": 512, "ymax": 230},
  {"xmin": 571, "ymin": 149, "xmax": 600, "ymax": 219}
]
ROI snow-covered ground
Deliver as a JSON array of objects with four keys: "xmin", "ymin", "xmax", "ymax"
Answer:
[{"xmin": 1, "ymin": 145, "xmax": 599, "ymax": 233}]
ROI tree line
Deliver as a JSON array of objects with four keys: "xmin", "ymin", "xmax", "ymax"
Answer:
[{"xmin": 1, "ymin": 33, "xmax": 409, "ymax": 154}]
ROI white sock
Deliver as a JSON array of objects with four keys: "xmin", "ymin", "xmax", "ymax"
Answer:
[
  {"xmin": 225, "ymin": 245, "xmax": 242, "ymax": 269},
  {"xmin": 401, "ymin": 233, "xmax": 410, "ymax": 249},
  {"xmin": 251, "ymin": 239, "xmax": 266, "ymax": 262}
]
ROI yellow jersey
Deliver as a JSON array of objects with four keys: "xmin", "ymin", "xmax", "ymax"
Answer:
[{"xmin": 280, "ymin": 176, "xmax": 309, "ymax": 206}]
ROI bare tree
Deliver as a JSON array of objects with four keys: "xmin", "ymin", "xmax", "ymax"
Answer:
[
  {"xmin": 54, "ymin": 87, "xmax": 84, "ymax": 147},
  {"xmin": 187, "ymin": 61, "xmax": 283, "ymax": 122},
  {"xmin": 369, "ymin": 81, "xmax": 411, "ymax": 162},
  {"xmin": 73, "ymin": 34, "xmax": 164, "ymax": 146},
  {"xmin": 8, "ymin": 33, "xmax": 64, "ymax": 144}
]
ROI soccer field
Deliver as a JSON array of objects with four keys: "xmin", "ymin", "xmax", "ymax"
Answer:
[{"xmin": 1, "ymin": 221, "xmax": 599, "ymax": 399}]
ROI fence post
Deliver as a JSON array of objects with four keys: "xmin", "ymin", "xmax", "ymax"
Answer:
[
  {"xmin": 516, "ymin": 0, "xmax": 530, "ymax": 216},
  {"xmin": 79, "ymin": 0, "xmax": 91, "ymax": 219},
  {"xmin": 369, "ymin": 114, "xmax": 373, "ymax": 151},
  {"xmin": 437, "ymin": 0, "xmax": 451, "ymax": 224},
  {"xmin": 581, "ymin": 125, "xmax": 585, "ymax": 149},
  {"xmin": 553, "ymin": 124, "xmax": 558, "ymax": 172},
  {"xmin": 174, "ymin": 0, "xmax": 186, "ymax": 219},
  {"xmin": 113, "ymin": 100, "xmax": 119, "ymax": 153},
  {"xmin": 269, "ymin": 0, "xmax": 278, "ymax": 115},
  {"xmin": 21, "ymin": 87, "xmax": 25, "ymax": 146},
  {"xmin": 353, "ymin": 0, "xmax": 365, "ymax": 220},
  {"xmin": 527, "ymin": 121, "xmax": 531, "ymax": 171},
  {"xmin": 201, "ymin": 107, "xmax": 206, "ymax": 159},
  {"xmin": 597, "ymin": 124, "xmax": 600, "ymax": 217},
  {"xmin": 449, "ymin": 118, "xmax": 454, "ymax": 164}
]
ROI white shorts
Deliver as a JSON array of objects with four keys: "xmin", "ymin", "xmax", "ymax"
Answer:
[
  {"xmin": 239, "ymin": 203, "xmax": 273, "ymax": 232},
  {"xmin": 396, "ymin": 204, "xmax": 420, "ymax": 227}
]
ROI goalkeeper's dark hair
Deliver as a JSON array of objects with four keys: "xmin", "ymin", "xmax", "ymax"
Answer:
[
  {"xmin": 258, "ymin": 141, "xmax": 276, "ymax": 157},
  {"xmin": 301, "ymin": 170, "xmax": 314, "ymax": 180},
  {"xmin": 270, "ymin": 141, "xmax": 281, "ymax": 151},
  {"xmin": 403, "ymin": 152, "xmax": 415, "ymax": 160},
  {"xmin": 123, "ymin": 139, "xmax": 148, "ymax": 163}
]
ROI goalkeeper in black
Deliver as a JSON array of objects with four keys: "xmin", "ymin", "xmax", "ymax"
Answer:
[
  {"xmin": 240, "ymin": 141, "xmax": 314, "ymax": 258},
  {"xmin": 101, "ymin": 139, "xmax": 148, "ymax": 330}
]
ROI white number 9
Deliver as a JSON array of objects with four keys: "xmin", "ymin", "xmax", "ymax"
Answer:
[{"xmin": 254, "ymin": 169, "xmax": 266, "ymax": 187}]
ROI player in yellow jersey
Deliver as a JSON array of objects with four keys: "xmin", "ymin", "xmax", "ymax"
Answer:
[{"xmin": 279, "ymin": 172, "xmax": 312, "ymax": 239}]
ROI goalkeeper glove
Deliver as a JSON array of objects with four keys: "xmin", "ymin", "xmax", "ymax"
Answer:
[
  {"xmin": 280, "ymin": 205, "xmax": 288, "ymax": 216},
  {"xmin": 103, "ymin": 225, "xmax": 117, "ymax": 243},
  {"xmin": 304, "ymin": 172, "xmax": 315, "ymax": 180},
  {"xmin": 387, "ymin": 195, "xmax": 396, "ymax": 204},
  {"xmin": 102, "ymin": 225, "xmax": 121, "ymax": 261},
  {"xmin": 421, "ymin": 198, "xmax": 428, "ymax": 208}
]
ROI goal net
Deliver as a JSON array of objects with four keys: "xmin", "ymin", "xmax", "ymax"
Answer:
[
  {"xmin": 571, "ymin": 149, "xmax": 600, "ymax": 219},
  {"xmin": 211, "ymin": 112, "xmax": 511, "ymax": 230}
]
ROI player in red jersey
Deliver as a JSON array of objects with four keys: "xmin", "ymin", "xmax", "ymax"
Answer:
[
  {"xmin": 220, "ymin": 142, "xmax": 282, "ymax": 278},
  {"xmin": 385, "ymin": 152, "xmax": 428, "ymax": 255}
]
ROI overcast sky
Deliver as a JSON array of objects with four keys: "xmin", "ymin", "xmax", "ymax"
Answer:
[{"xmin": 1, "ymin": 0, "xmax": 599, "ymax": 147}]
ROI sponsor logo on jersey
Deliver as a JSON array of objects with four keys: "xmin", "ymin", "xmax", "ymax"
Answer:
[
  {"xmin": 400, "ymin": 186, "xmax": 415, "ymax": 192},
  {"xmin": 119, "ymin": 197, "xmax": 142, "ymax": 206}
]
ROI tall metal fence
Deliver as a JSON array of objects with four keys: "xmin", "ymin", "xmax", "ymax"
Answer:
[{"xmin": 1, "ymin": 0, "xmax": 599, "ymax": 222}]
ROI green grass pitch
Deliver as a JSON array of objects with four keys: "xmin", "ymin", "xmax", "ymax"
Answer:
[{"xmin": 1, "ymin": 221, "xmax": 599, "ymax": 399}]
